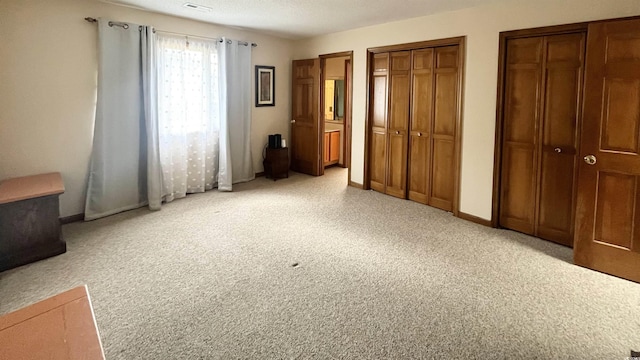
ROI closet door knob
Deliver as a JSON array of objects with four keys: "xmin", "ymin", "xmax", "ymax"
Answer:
[
  {"xmin": 554, "ymin": 148, "xmax": 562, "ymax": 153},
  {"xmin": 395, "ymin": 131, "xmax": 400, "ymax": 135},
  {"xmin": 584, "ymin": 155, "xmax": 597, "ymax": 165},
  {"xmin": 291, "ymin": 119, "xmax": 296, "ymax": 124},
  {"xmin": 417, "ymin": 132, "xmax": 422, "ymax": 137}
]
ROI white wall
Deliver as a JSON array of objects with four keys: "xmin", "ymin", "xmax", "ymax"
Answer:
[
  {"xmin": 0, "ymin": 0, "xmax": 294, "ymax": 217},
  {"xmin": 293, "ymin": 0, "xmax": 640, "ymax": 220}
]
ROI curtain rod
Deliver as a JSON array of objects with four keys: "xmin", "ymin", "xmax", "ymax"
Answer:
[{"xmin": 84, "ymin": 17, "xmax": 258, "ymax": 47}]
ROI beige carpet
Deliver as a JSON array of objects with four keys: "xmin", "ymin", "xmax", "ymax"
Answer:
[{"xmin": 1, "ymin": 167, "xmax": 639, "ymax": 359}]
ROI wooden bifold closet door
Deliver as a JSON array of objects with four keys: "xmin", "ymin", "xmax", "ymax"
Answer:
[
  {"xmin": 499, "ymin": 32, "xmax": 585, "ymax": 247},
  {"xmin": 368, "ymin": 41, "xmax": 461, "ymax": 213}
]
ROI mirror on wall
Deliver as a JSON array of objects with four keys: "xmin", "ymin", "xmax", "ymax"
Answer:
[{"xmin": 324, "ymin": 79, "xmax": 345, "ymax": 122}]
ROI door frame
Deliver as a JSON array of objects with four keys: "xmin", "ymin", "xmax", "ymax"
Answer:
[
  {"xmin": 363, "ymin": 37, "xmax": 466, "ymax": 216},
  {"xmin": 319, "ymin": 51, "xmax": 354, "ymax": 180},
  {"xmin": 490, "ymin": 23, "xmax": 589, "ymax": 229}
]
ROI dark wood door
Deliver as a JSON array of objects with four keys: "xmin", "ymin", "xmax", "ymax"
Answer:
[
  {"xmin": 574, "ymin": 19, "xmax": 640, "ymax": 283},
  {"xmin": 537, "ymin": 33, "xmax": 585, "ymax": 246},
  {"xmin": 500, "ymin": 37, "xmax": 544, "ymax": 235},
  {"xmin": 369, "ymin": 53, "xmax": 389, "ymax": 193},
  {"xmin": 499, "ymin": 33, "xmax": 584, "ymax": 247},
  {"xmin": 408, "ymin": 48, "xmax": 434, "ymax": 205},
  {"xmin": 291, "ymin": 59, "xmax": 321, "ymax": 175},
  {"xmin": 386, "ymin": 51, "xmax": 411, "ymax": 199}
]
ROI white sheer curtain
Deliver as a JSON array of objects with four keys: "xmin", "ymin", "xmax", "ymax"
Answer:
[{"xmin": 157, "ymin": 35, "xmax": 221, "ymax": 202}]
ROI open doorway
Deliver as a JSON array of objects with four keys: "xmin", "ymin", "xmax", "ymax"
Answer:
[{"xmin": 320, "ymin": 52, "xmax": 353, "ymax": 180}]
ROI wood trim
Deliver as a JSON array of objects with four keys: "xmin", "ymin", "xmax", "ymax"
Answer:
[
  {"xmin": 365, "ymin": 36, "xmax": 465, "ymax": 210},
  {"xmin": 491, "ymin": 23, "xmax": 589, "ymax": 228},
  {"xmin": 255, "ymin": 171, "xmax": 265, "ymax": 178},
  {"xmin": 500, "ymin": 23, "xmax": 588, "ymax": 39},
  {"xmin": 316, "ymin": 58, "xmax": 324, "ymax": 176},
  {"xmin": 60, "ymin": 213, "xmax": 84, "ymax": 224},
  {"xmin": 319, "ymin": 57, "xmax": 326, "ymax": 176},
  {"xmin": 497, "ymin": 15, "xmax": 640, "ymax": 41},
  {"xmin": 452, "ymin": 37, "xmax": 466, "ymax": 217},
  {"xmin": 348, "ymin": 181, "xmax": 364, "ymax": 189},
  {"xmin": 363, "ymin": 51, "xmax": 373, "ymax": 190},
  {"xmin": 368, "ymin": 36, "xmax": 466, "ymax": 54},
  {"xmin": 320, "ymin": 51, "xmax": 353, "ymax": 59},
  {"xmin": 345, "ymin": 59, "xmax": 353, "ymax": 181},
  {"xmin": 458, "ymin": 211, "xmax": 492, "ymax": 227},
  {"xmin": 491, "ymin": 31, "xmax": 508, "ymax": 228}
]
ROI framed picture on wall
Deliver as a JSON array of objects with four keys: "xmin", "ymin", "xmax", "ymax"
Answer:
[{"xmin": 255, "ymin": 65, "xmax": 275, "ymax": 107}]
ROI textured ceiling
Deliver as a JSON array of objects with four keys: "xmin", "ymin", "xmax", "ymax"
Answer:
[{"xmin": 101, "ymin": 0, "xmax": 503, "ymax": 39}]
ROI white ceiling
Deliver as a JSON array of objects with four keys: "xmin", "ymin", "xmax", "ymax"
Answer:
[{"xmin": 101, "ymin": 0, "xmax": 504, "ymax": 39}]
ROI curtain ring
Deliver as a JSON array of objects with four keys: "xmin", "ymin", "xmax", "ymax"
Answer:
[{"xmin": 108, "ymin": 21, "xmax": 129, "ymax": 29}]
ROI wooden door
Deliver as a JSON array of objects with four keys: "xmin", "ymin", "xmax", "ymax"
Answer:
[
  {"xmin": 536, "ymin": 33, "xmax": 585, "ymax": 246},
  {"xmin": 369, "ymin": 53, "xmax": 389, "ymax": 193},
  {"xmin": 429, "ymin": 46, "xmax": 459, "ymax": 212},
  {"xmin": 574, "ymin": 19, "xmax": 640, "ymax": 282},
  {"xmin": 499, "ymin": 33, "xmax": 584, "ymax": 246},
  {"xmin": 386, "ymin": 51, "xmax": 411, "ymax": 199},
  {"xmin": 500, "ymin": 37, "xmax": 542, "ymax": 235},
  {"xmin": 291, "ymin": 59, "xmax": 321, "ymax": 175},
  {"xmin": 408, "ymin": 48, "xmax": 434, "ymax": 205}
]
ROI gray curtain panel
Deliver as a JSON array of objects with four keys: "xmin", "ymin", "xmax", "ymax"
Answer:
[
  {"xmin": 218, "ymin": 38, "xmax": 254, "ymax": 186},
  {"xmin": 85, "ymin": 19, "xmax": 157, "ymax": 220}
]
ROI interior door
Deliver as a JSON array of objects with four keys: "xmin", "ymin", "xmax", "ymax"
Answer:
[
  {"xmin": 500, "ymin": 37, "xmax": 543, "ymax": 235},
  {"xmin": 574, "ymin": 19, "xmax": 640, "ymax": 283},
  {"xmin": 499, "ymin": 33, "xmax": 584, "ymax": 247},
  {"xmin": 369, "ymin": 53, "xmax": 390, "ymax": 193},
  {"xmin": 408, "ymin": 48, "xmax": 435, "ymax": 204},
  {"xmin": 291, "ymin": 59, "xmax": 321, "ymax": 175},
  {"xmin": 536, "ymin": 33, "xmax": 585, "ymax": 246},
  {"xmin": 430, "ymin": 45, "xmax": 459, "ymax": 212},
  {"xmin": 386, "ymin": 51, "xmax": 411, "ymax": 199}
]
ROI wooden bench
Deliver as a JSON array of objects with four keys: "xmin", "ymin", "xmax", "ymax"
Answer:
[
  {"xmin": 0, "ymin": 285, "xmax": 105, "ymax": 359},
  {"xmin": 0, "ymin": 172, "xmax": 66, "ymax": 272}
]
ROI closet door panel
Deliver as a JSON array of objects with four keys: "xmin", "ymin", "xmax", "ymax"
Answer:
[
  {"xmin": 537, "ymin": 33, "xmax": 585, "ymax": 246},
  {"xmin": 537, "ymin": 151, "xmax": 576, "ymax": 243},
  {"xmin": 387, "ymin": 133, "xmax": 408, "ymax": 198},
  {"xmin": 372, "ymin": 76, "xmax": 388, "ymax": 128},
  {"xmin": 386, "ymin": 51, "xmax": 411, "ymax": 198},
  {"xmin": 501, "ymin": 145, "xmax": 537, "ymax": 233},
  {"xmin": 499, "ymin": 37, "xmax": 543, "ymax": 233},
  {"xmin": 431, "ymin": 139, "xmax": 455, "ymax": 211},
  {"xmin": 389, "ymin": 75, "xmax": 411, "ymax": 130},
  {"xmin": 370, "ymin": 131, "xmax": 387, "ymax": 192},
  {"xmin": 408, "ymin": 136, "xmax": 429, "ymax": 203},
  {"xmin": 430, "ymin": 46, "xmax": 459, "ymax": 211},
  {"xmin": 369, "ymin": 53, "xmax": 389, "ymax": 192},
  {"xmin": 433, "ymin": 71, "xmax": 457, "ymax": 136},
  {"xmin": 408, "ymin": 49, "xmax": 434, "ymax": 204}
]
